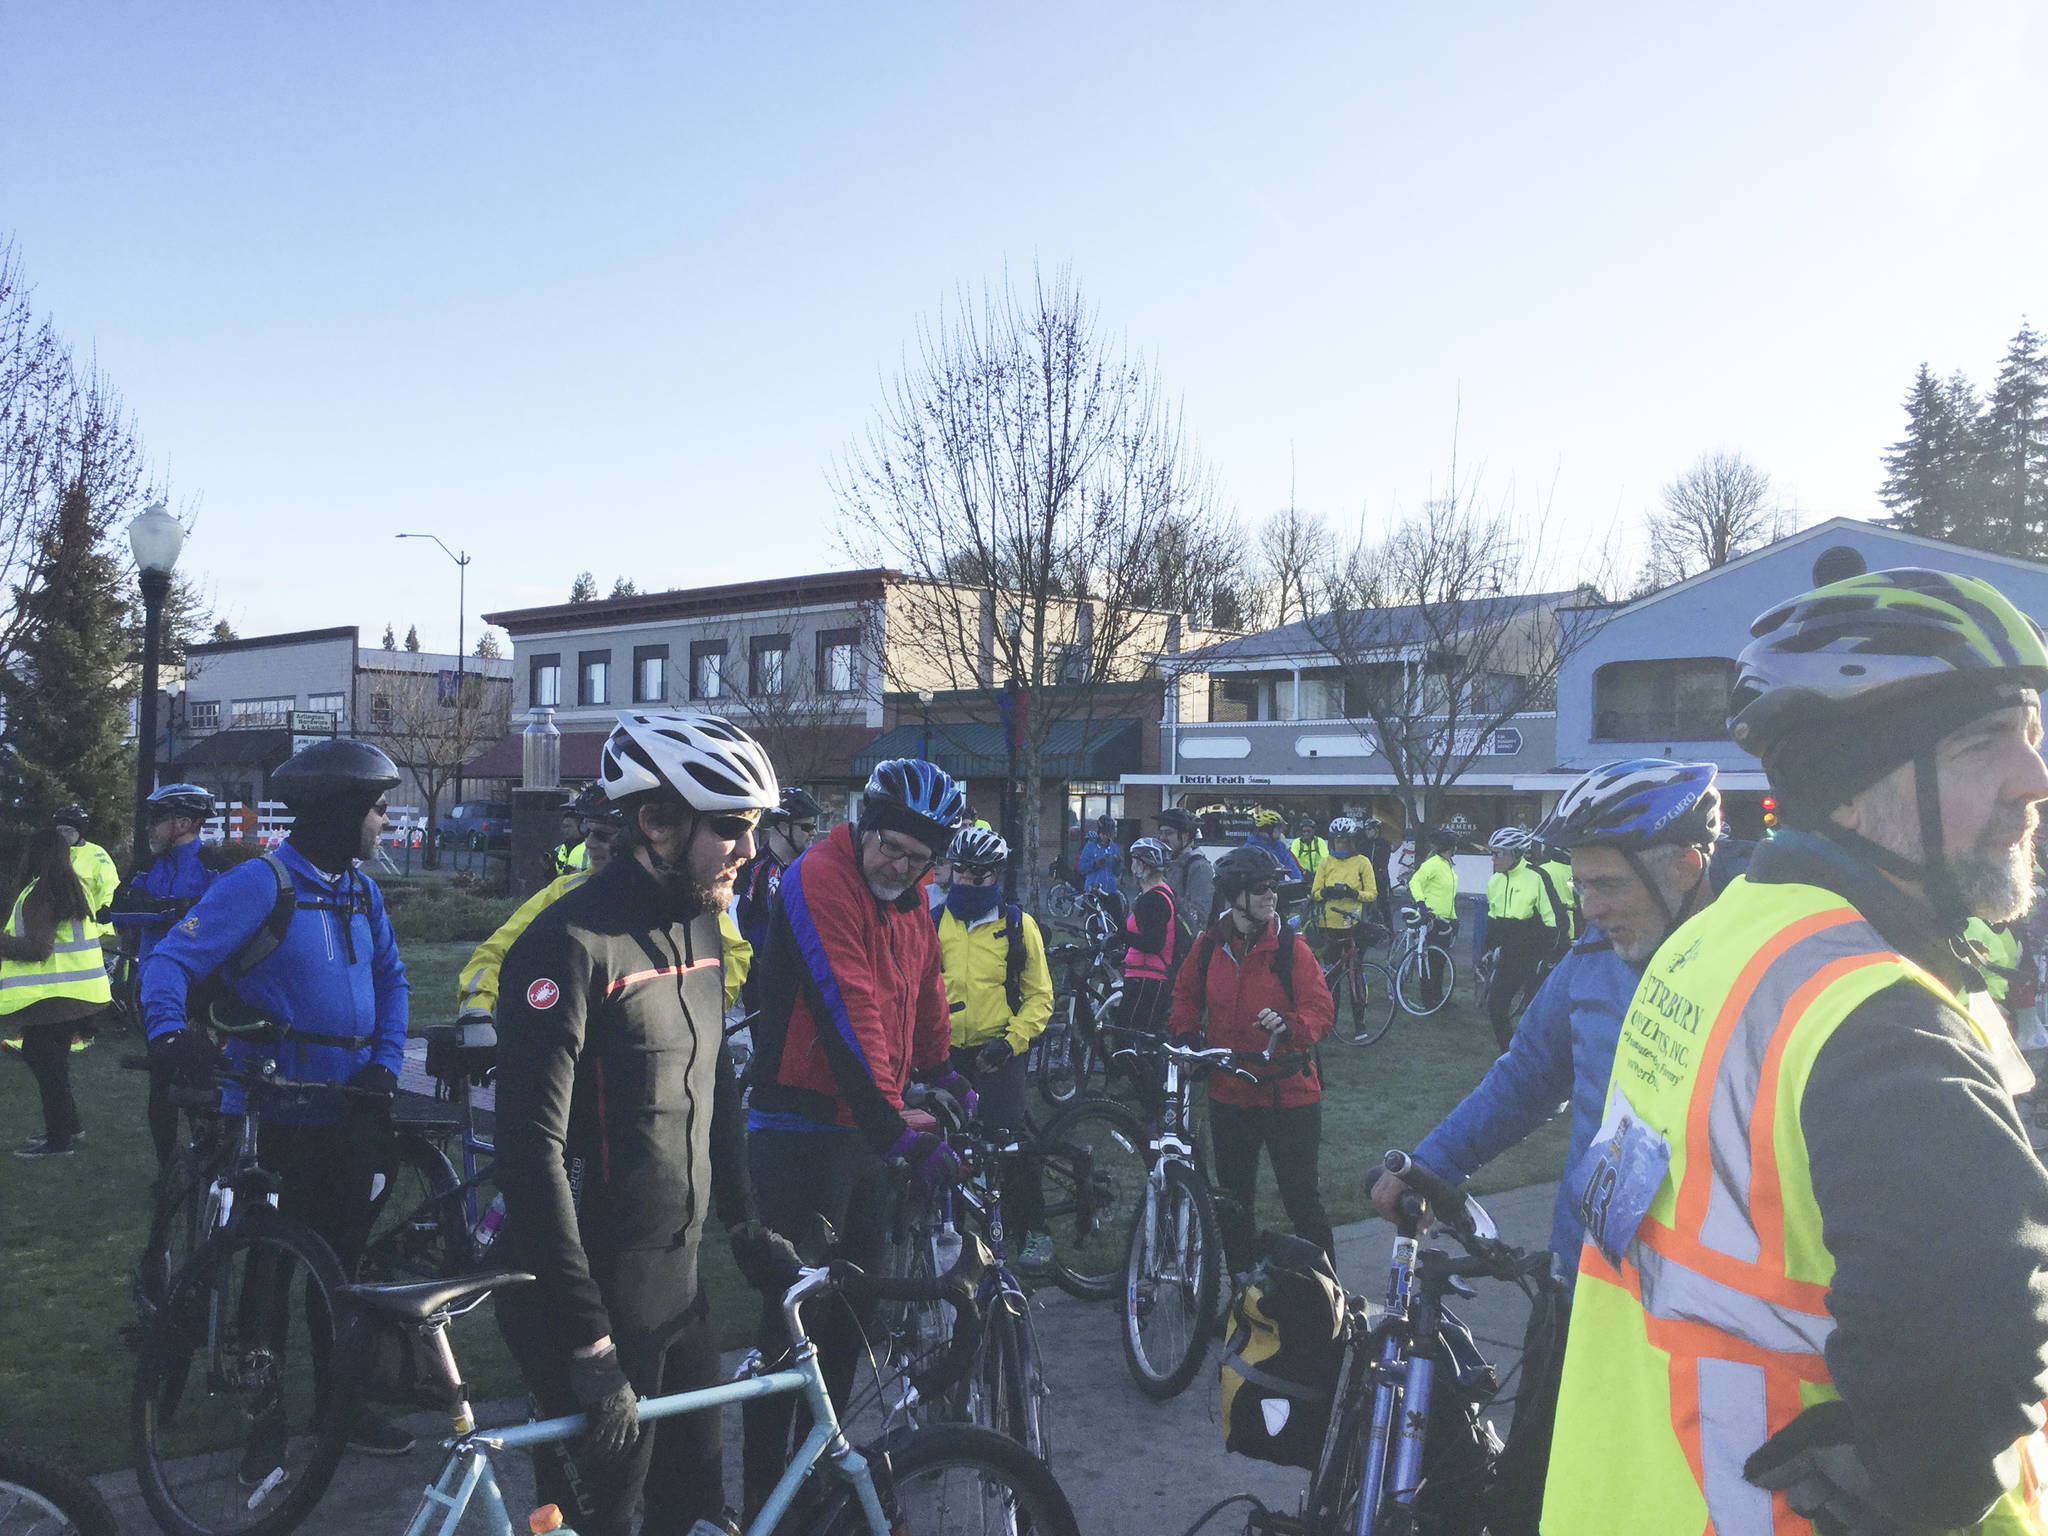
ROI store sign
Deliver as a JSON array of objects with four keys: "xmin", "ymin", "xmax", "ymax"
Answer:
[
  {"xmin": 1177, "ymin": 774, "xmax": 1274, "ymax": 786},
  {"xmin": 288, "ymin": 710, "xmax": 337, "ymax": 756}
]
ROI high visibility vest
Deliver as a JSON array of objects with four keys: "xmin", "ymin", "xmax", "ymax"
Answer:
[
  {"xmin": 69, "ymin": 840, "xmax": 118, "ymax": 940},
  {"xmin": 1544, "ymin": 877, "xmax": 2048, "ymax": 1535},
  {"xmin": 0, "ymin": 887, "xmax": 112, "ymax": 1018}
]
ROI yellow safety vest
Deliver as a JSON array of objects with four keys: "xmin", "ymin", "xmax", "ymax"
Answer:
[
  {"xmin": 1544, "ymin": 877, "xmax": 2048, "ymax": 1535},
  {"xmin": 70, "ymin": 840, "xmax": 118, "ymax": 940},
  {"xmin": 0, "ymin": 887, "xmax": 112, "ymax": 1018}
]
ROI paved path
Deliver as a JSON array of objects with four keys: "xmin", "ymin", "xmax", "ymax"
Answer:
[{"xmin": 95, "ymin": 1183, "xmax": 1555, "ymax": 1535}]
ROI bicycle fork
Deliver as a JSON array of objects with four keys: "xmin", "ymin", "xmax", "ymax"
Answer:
[{"xmin": 1355, "ymin": 1232, "xmax": 1434, "ymax": 1536}]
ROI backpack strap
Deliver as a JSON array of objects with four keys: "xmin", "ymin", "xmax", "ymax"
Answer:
[
  {"xmin": 223, "ymin": 853, "xmax": 297, "ymax": 981},
  {"xmin": 1273, "ymin": 924, "xmax": 1298, "ymax": 1007},
  {"xmin": 1192, "ymin": 929, "xmax": 1220, "ymax": 1032},
  {"xmin": 1530, "ymin": 864, "xmax": 1568, "ymax": 934},
  {"xmin": 1003, "ymin": 903, "xmax": 1025, "ymax": 1018}
]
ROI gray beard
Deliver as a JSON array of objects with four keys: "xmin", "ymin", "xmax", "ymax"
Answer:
[{"xmin": 1950, "ymin": 804, "xmax": 2039, "ymax": 923}]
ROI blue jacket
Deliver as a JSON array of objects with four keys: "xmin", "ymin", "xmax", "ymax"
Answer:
[
  {"xmin": 1075, "ymin": 838, "xmax": 1122, "ymax": 894},
  {"xmin": 112, "ymin": 840, "xmax": 216, "ymax": 963},
  {"xmin": 1244, "ymin": 831, "xmax": 1304, "ymax": 882},
  {"xmin": 1413, "ymin": 926, "xmax": 1641, "ymax": 1278},
  {"xmin": 142, "ymin": 841, "xmax": 409, "ymax": 1124}
]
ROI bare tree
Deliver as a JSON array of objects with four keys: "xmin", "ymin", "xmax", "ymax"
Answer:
[
  {"xmin": 836, "ymin": 266, "xmax": 1232, "ymax": 899},
  {"xmin": 1641, "ymin": 450, "xmax": 1793, "ymax": 591},
  {"xmin": 1309, "ymin": 477, "xmax": 1608, "ymax": 826},
  {"xmin": 372, "ymin": 669, "xmax": 513, "ymax": 867},
  {"xmin": 1255, "ymin": 507, "xmax": 1333, "ymax": 627}
]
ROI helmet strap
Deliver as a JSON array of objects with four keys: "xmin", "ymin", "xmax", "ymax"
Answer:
[
  {"xmin": 1818, "ymin": 751, "xmax": 1972, "ymax": 932},
  {"xmin": 1623, "ymin": 843, "xmax": 1712, "ymax": 950}
]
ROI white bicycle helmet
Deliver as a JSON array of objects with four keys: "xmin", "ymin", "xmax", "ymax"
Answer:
[
  {"xmin": 948, "ymin": 824, "xmax": 1010, "ymax": 875},
  {"xmin": 1328, "ymin": 816, "xmax": 1362, "ymax": 839},
  {"xmin": 1129, "ymin": 836, "xmax": 1171, "ymax": 870},
  {"xmin": 599, "ymin": 711, "xmax": 779, "ymax": 812},
  {"xmin": 1487, "ymin": 826, "xmax": 1539, "ymax": 856}
]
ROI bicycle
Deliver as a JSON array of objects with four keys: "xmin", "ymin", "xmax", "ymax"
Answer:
[
  {"xmin": 1106, "ymin": 1031, "xmax": 1286, "ymax": 1401},
  {"xmin": 1187, "ymin": 1150, "xmax": 1558, "ymax": 1536},
  {"xmin": 337, "ymin": 1253, "xmax": 1080, "ymax": 1536},
  {"xmin": 0, "ymin": 1437, "xmax": 121, "ymax": 1536},
  {"xmin": 1388, "ymin": 905, "xmax": 1458, "ymax": 1017},
  {"xmin": 1307, "ymin": 893, "xmax": 1398, "ymax": 1047},
  {"xmin": 1034, "ymin": 903, "xmax": 1124, "ymax": 1107}
]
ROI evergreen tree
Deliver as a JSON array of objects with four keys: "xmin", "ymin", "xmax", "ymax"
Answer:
[
  {"xmin": 404, "ymin": 624, "xmax": 422, "ymax": 652},
  {"xmin": 210, "ymin": 620, "xmax": 238, "ymax": 643},
  {"xmin": 381, "ymin": 623, "xmax": 397, "ymax": 649},
  {"xmin": 568, "ymin": 572, "xmax": 598, "ymax": 603},
  {"xmin": 474, "ymin": 630, "xmax": 503, "ymax": 659},
  {"xmin": 609, "ymin": 576, "xmax": 638, "ymax": 599},
  {"xmin": 4, "ymin": 480, "xmax": 135, "ymax": 849},
  {"xmin": 1977, "ymin": 321, "xmax": 2048, "ymax": 556},
  {"xmin": 1881, "ymin": 364, "xmax": 1975, "ymax": 541}
]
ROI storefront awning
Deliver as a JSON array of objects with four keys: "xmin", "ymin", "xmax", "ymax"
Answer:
[{"xmin": 854, "ymin": 717, "xmax": 1142, "ymax": 782}]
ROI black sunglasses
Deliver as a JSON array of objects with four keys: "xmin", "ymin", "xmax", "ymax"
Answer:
[
  {"xmin": 1246, "ymin": 881, "xmax": 1280, "ymax": 897},
  {"xmin": 704, "ymin": 812, "xmax": 760, "ymax": 843}
]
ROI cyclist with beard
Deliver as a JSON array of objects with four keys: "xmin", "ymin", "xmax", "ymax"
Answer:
[
  {"xmin": 1547, "ymin": 569, "xmax": 2048, "ymax": 1535},
  {"xmin": 492, "ymin": 711, "xmax": 796, "ymax": 1536},
  {"xmin": 742, "ymin": 756, "xmax": 969, "ymax": 1515}
]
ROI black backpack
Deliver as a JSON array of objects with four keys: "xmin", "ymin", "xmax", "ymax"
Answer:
[{"xmin": 200, "ymin": 855, "xmax": 376, "ymax": 1046}]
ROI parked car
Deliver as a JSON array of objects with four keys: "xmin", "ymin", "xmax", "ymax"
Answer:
[{"xmin": 435, "ymin": 799, "xmax": 512, "ymax": 851}]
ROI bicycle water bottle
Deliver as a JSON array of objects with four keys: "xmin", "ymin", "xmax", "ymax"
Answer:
[
  {"xmin": 933, "ymin": 1217, "xmax": 963, "ymax": 1277},
  {"xmin": 473, "ymin": 1193, "xmax": 507, "ymax": 1251}
]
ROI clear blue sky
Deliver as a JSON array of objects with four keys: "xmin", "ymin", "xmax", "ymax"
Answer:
[{"xmin": 5, "ymin": 1, "xmax": 2042, "ymax": 645}]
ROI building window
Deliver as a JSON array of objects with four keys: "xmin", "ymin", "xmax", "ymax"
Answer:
[
  {"xmin": 578, "ymin": 650, "xmax": 611, "ymax": 707},
  {"xmin": 690, "ymin": 640, "xmax": 727, "ymax": 701},
  {"xmin": 816, "ymin": 628, "xmax": 859, "ymax": 694},
  {"xmin": 1593, "ymin": 657, "xmax": 1739, "ymax": 741},
  {"xmin": 306, "ymin": 692, "xmax": 345, "ymax": 723},
  {"xmin": 230, "ymin": 696, "xmax": 295, "ymax": 729},
  {"xmin": 530, "ymin": 653, "xmax": 562, "ymax": 708},
  {"xmin": 1066, "ymin": 780, "xmax": 1125, "ymax": 845},
  {"xmin": 186, "ymin": 700, "xmax": 220, "ymax": 734},
  {"xmin": 750, "ymin": 634, "xmax": 790, "ymax": 697},
  {"xmin": 1209, "ymin": 677, "xmax": 1262, "ymax": 722},
  {"xmin": 633, "ymin": 644, "xmax": 668, "ymax": 703},
  {"xmin": 369, "ymin": 691, "xmax": 394, "ymax": 732}
]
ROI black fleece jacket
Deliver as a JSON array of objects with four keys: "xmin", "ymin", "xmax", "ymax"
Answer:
[
  {"xmin": 493, "ymin": 853, "xmax": 752, "ymax": 1350},
  {"xmin": 1753, "ymin": 831, "xmax": 2048, "ymax": 1525}
]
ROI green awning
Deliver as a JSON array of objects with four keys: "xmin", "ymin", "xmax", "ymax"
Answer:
[{"xmin": 851, "ymin": 716, "xmax": 1142, "ymax": 781}]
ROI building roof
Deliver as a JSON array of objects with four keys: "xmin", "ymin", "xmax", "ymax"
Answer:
[
  {"xmin": 184, "ymin": 626, "xmax": 357, "ymax": 657},
  {"xmin": 1175, "ymin": 589, "xmax": 1588, "ymax": 668},
  {"xmin": 168, "ymin": 727, "xmax": 296, "ymax": 769},
  {"xmin": 356, "ymin": 647, "xmax": 515, "ymax": 679},
  {"xmin": 851, "ymin": 716, "xmax": 1142, "ymax": 781},
  {"xmin": 483, "ymin": 569, "xmax": 900, "ymax": 637}
]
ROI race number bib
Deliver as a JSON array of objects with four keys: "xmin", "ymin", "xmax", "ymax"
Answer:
[{"xmin": 1567, "ymin": 1086, "xmax": 1672, "ymax": 1269}]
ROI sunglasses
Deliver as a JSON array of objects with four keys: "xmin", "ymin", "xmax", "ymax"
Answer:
[
  {"xmin": 1245, "ymin": 881, "xmax": 1280, "ymax": 897},
  {"xmin": 704, "ymin": 812, "xmax": 760, "ymax": 843}
]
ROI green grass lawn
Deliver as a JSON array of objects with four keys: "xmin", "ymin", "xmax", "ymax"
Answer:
[{"xmin": 0, "ymin": 945, "xmax": 1558, "ymax": 1474}]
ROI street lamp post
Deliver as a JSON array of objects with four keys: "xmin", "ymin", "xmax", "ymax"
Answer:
[
  {"xmin": 129, "ymin": 503, "xmax": 185, "ymax": 870},
  {"xmin": 396, "ymin": 532, "xmax": 472, "ymax": 813}
]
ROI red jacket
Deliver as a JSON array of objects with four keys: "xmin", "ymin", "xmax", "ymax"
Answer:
[
  {"xmin": 749, "ymin": 822, "xmax": 953, "ymax": 1148},
  {"xmin": 1167, "ymin": 917, "xmax": 1333, "ymax": 1109}
]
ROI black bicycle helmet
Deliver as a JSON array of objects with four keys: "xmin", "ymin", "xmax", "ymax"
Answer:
[
  {"xmin": 269, "ymin": 739, "xmax": 401, "ymax": 809},
  {"xmin": 772, "ymin": 786, "xmax": 825, "ymax": 826},
  {"xmin": 52, "ymin": 803, "xmax": 88, "ymax": 831},
  {"xmin": 1155, "ymin": 807, "xmax": 1197, "ymax": 835},
  {"xmin": 146, "ymin": 783, "xmax": 216, "ymax": 822},
  {"xmin": 1214, "ymin": 844, "xmax": 1284, "ymax": 903},
  {"xmin": 571, "ymin": 779, "xmax": 622, "ymax": 827},
  {"xmin": 1425, "ymin": 826, "xmax": 1460, "ymax": 854}
]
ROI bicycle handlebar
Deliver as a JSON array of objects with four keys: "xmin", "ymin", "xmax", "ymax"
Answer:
[
  {"xmin": 828, "ymin": 1231, "xmax": 992, "ymax": 1401},
  {"xmin": 1382, "ymin": 1149, "xmax": 1536, "ymax": 1282}
]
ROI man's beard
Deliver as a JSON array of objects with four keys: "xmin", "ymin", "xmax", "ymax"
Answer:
[
  {"xmin": 646, "ymin": 849, "xmax": 728, "ymax": 916},
  {"xmin": 1950, "ymin": 801, "xmax": 2039, "ymax": 923}
]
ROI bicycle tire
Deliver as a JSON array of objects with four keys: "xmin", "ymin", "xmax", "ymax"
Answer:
[
  {"xmin": 1034, "ymin": 1003, "xmax": 1084, "ymax": 1107},
  {"xmin": 131, "ymin": 1209, "xmax": 351, "ymax": 1536},
  {"xmin": 1120, "ymin": 1162, "xmax": 1221, "ymax": 1400},
  {"xmin": 1036, "ymin": 1096, "xmax": 1146, "ymax": 1301},
  {"xmin": 1004, "ymin": 1292, "xmax": 1053, "ymax": 1466},
  {"xmin": 1394, "ymin": 946, "xmax": 1457, "ymax": 1016},
  {"xmin": 134, "ymin": 1139, "xmax": 214, "ymax": 1327},
  {"xmin": 778, "ymin": 1422, "xmax": 1081, "ymax": 1536},
  {"xmin": 358, "ymin": 1131, "xmax": 471, "ymax": 1281},
  {"xmin": 0, "ymin": 1438, "xmax": 121, "ymax": 1536},
  {"xmin": 1345, "ymin": 958, "xmax": 1399, "ymax": 1047},
  {"xmin": 1044, "ymin": 883, "xmax": 1080, "ymax": 920}
]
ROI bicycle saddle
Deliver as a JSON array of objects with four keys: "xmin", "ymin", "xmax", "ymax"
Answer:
[{"xmin": 339, "ymin": 1272, "xmax": 535, "ymax": 1322}]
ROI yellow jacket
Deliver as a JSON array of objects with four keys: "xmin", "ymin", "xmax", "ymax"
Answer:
[
  {"xmin": 1485, "ymin": 861, "xmax": 1557, "ymax": 926},
  {"xmin": 70, "ymin": 840, "xmax": 119, "ymax": 940},
  {"xmin": 935, "ymin": 905, "xmax": 1055, "ymax": 1054},
  {"xmin": 1311, "ymin": 853, "xmax": 1377, "ymax": 928},
  {"xmin": 1408, "ymin": 853, "xmax": 1459, "ymax": 921},
  {"xmin": 459, "ymin": 870, "xmax": 752, "ymax": 1015}
]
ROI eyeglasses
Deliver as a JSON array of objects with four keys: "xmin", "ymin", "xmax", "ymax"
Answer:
[
  {"xmin": 704, "ymin": 812, "xmax": 760, "ymax": 843},
  {"xmin": 1245, "ymin": 881, "xmax": 1280, "ymax": 897},
  {"xmin": 867, "ymin": 831, "xmax": 934, "ymax": 872},
  {"xmin": 955, "ymin": 868, "xmax": 1002, "ymax": 886}
]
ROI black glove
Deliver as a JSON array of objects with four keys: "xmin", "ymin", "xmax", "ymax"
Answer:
[
  {"xmin": 728, "ymin": 1220, "xmax": 803, "ymax": 1295},
  {"xmin": 347, "ymin": 1063, "xmax": 399, "ymax": 1099},
  {"xmin": 1744, "ymin": 1402, "xmax": 1938, "ymax": 1536},
  {"xmin": 975, "ymin": 1038, "xmax": 1015, "ymax": 1075},
  {"xmin": 568, "ymin": 1344, "xmax": 640, "ymax": 1461},
  {"xmin": 148, "ymin": 1029, "xmax": 218, "ymax": 1088}
]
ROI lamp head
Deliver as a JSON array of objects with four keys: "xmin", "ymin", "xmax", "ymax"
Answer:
[{"xmin": 128, "ymin": 502, "xmax": 185, "ymax": 577}]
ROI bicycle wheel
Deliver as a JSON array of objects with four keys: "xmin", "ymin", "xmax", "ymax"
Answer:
[
  {"xmin": 1345, "ymin": 959, "xmax": 1399, "ymax": 1047},
  {"xmin": 781, "ymin": 1422, "xmax": 1081, "ymax": 1536},
  {"xmin": 1045, "ymin": 883, "xmax": 1079, "ymax": 920},
  {"xmin": 1036, "ymin": 1096, "xmax": 1146, "ymax": 1301},
  {"xmin": 131, "ymin": 1209, "xmax": 351, "ymax": 1536},
  {"xmin": 1033, "ymin": 998, "xmax": 1085, "ymax": 1107},
  {"xmin": 1120, "ymin": 1162, "xmax": 1221, "ymax": 1400},
  {"xmin": 134, "ymin": 1140, "xmax": 216, "ymax": 1330},
  {"xmin": 1394, "ymin": 946, "xmax": 1457, "ymax": 1016},
  {"xmin": 0, "ymin": 1438, "xmax": 121, "ymax": 1536},
  {"xmin": 358, "ymin": 1131, "xmax": 471, "ymax": 1281}
]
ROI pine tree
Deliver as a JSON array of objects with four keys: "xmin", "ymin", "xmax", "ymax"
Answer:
[
  {"xmin": 474, "ymin": 631, "xmax": 502, "ymax": 659},
  {"xmin": 4, "ymin": 480, "xmax": 136, "ymax": 848},
  {"xmin": 381, "ymin": 623, "xmax": 397, "ymax": 649},
  {"xmin": 1882, "ymin": 363, "xmax": 1974, "ymax": 541},
  {"xmin": 569, "ymin": 572, "xmax": 598, "ymax": 603},
  {"xmin": 404, "ymin": 624, "xmax": 422, "ymax": 652},
  {"xmin": 1977, "ymin": 321, "xmax": 2048, "ymax": 556},
  {"xmin": 210, "ymin": 620, "xmax": 238, "ymax": 643},
  {"xmin": 609, "ymin": 576, "xmax": 638, "ymax": 599}
]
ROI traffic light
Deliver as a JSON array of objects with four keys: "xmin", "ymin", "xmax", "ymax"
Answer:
[{"xmin": 1761, "ymin": 794, "xmax": 1778, "ymax": 831}]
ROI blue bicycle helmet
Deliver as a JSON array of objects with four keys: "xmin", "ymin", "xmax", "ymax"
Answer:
[
  {"xmin": 1540, "ymin": 758, "xmax": 1720, "ymax": 853},
  {"xmin": 861, "ymin": 758, "xmax": 965, "ymax": 851}
]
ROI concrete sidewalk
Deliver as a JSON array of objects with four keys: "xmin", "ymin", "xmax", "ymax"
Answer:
[{"xmin": 95, "ymin": 1183, "xmax": 1555, "ymax": 1535}]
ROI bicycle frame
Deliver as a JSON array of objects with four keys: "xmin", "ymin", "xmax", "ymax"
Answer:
[{"xmin": 405, "ymin": 1271, "xmax": 893, "ymax": 1536}]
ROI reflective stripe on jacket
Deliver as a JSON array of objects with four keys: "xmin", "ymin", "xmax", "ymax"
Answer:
[
  {"xmin": 0, "ymin": 887, "xmax": 111, "ymax": 1015},
  {"xmin": 1544, "ymin": 876, "xmax": 2048, "ymax": 1535}
]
